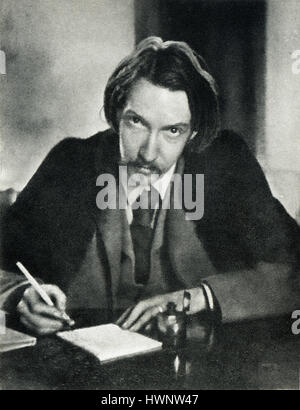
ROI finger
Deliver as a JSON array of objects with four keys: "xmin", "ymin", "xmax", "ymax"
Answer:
[
  {"xmin": 20, "ymin": 315, "xmax": 57, "ymax": 336},
  {"xmin": 115, "ymin": 306, "xmax": 134, "ymax": 326},
  {"xmin": 20, "ymin": 301, "xmax": 65, "ymax": 330},
  {"xmin": 22, "ymin": 295, "xmax": 65, "ymax": 321},
  {"xmin": 20, "ymin": 314, "xmax": 38, "ymax": 333},
  {"xmin": 121, "ymin": 300, "xmax": 151, "ymax": 329},
  {"xmin": 22, "ymin": 286, "xmax": 56, "ymax": 314},
  {"xmin": 22, "ymin": 286, "xmax": 43, "ymax": 311},
  {"xmin": 129, "ymin": 306, "xmax": 162, "ymax": 332},
  {"xmin": 23, "ymin": 284, "xmax": 66, "ymax": 313},
  {"xmin": 17, "ymin": 299, "xmax": 30, "ymax": 320},
  {"xmin": 41, "ymin": 285, "xmax": 74, "ymax": 325},
  {"xmin": 22, "ymin": 285, "xmax": 71, "ymax": 323},
  {"xmin": 18, "ymin": 300, "xmax": 65, "ymax": 332},
  {"xmin": 33, "ymin": 303, "xmax": 69, "ymax": 321},
  {"xmin": 44, "ymin": 285, "xmax": 67, "ymax": 312}
]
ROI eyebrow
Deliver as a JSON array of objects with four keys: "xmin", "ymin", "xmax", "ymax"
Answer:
[
  {"xmin": 162, "ymin": 122, "xmax": 190, "ymax": 130},
  {"xmin": 122, "ymin": 109, "xmax": 190, "ymax": 130}
]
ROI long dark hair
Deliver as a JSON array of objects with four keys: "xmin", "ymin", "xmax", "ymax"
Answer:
[{"xmin": 104, "ymin": 36, "xmax": 220, "ymax": 152}]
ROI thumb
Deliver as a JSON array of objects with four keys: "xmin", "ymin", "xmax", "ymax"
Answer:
[{"xmin": 42, "ymin": 284, "xmax": 67, "ymax": 312}]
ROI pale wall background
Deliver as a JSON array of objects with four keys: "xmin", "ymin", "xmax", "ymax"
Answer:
[
  {"xmin": 0, "ymin": 0, "xmax": 299, "ymax": 223},
  {"xmin": 0, "ymin": 0, "xmax": 134, "ymax": 190},
  {"xmin": 263, "ymin": 0, "xmax": 300, "ymax": 222}
]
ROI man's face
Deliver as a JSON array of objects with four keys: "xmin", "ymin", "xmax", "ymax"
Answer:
[{"xmin": 119, "ymin": 78, "xmax": 196, "ymax": 185}]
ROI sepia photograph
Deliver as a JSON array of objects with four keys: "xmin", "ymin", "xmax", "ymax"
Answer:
[{"xmin": 0, "ymin": 0, "xmax": 300, "ymax": 392}]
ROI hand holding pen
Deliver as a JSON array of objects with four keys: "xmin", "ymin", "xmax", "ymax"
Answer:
[{"xmin": 16, "ymin": 262, "xmax": 75, "ymax": 335}]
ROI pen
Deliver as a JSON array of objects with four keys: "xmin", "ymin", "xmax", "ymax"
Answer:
[{"xmin": 16, "ymin": 261, "xmax": 74, "ymax": 326}]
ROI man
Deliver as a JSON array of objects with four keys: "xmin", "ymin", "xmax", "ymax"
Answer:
[{"xmin": 1, "ymin": 37, "xmax": 300, "ymax": 335}]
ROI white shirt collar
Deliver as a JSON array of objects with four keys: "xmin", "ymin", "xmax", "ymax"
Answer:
[
  {"xmin": 152, "ymin": 162, "xmax": 177, "ymax": 201},
  {"xmin": 120, "ymin": 163, "xmax": 176, "ymax": 207}
]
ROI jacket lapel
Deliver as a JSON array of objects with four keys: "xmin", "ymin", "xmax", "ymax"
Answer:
[
  {"xmin": 94, "ymin": 206, "xmax": 123, "ymax": 305},
  {"xmin": 166, "ymin": 155, "xmax": 217, "ymax": 287},
  {"xmin": 166, "ymin": 208, "xmax": 207, "ymax": 287},
  {"xmin": 91, "ymin": 131, "xmax": 124, "ymax": 308}
]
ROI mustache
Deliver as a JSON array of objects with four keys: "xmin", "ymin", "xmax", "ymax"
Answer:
[{"xmin": 119, "ymin": 158, "xmax": 160, "ymax": 173}]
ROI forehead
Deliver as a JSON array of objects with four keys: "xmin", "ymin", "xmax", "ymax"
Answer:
[{"xmin": 123, "ymin": 78, "xmax": 192, "ymax": 126}]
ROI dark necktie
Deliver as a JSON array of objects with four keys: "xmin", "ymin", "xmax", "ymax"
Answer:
[{"xmin": 130, "ymin": 187, "xmax": 160, "ymax": 285}]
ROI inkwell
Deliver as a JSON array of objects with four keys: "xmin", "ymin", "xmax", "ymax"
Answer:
[{"xmin": 157, "ymin": 291, "xmax": 191, "ymax": 349}]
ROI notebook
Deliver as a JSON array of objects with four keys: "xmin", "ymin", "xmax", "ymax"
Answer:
[
  {"xmin": 57, "ymin": 323, "xmax": 162, "ymax": 363},
  {"xmin": 0, "ymin": 328, "xmax": 36, "ymax": 353}
]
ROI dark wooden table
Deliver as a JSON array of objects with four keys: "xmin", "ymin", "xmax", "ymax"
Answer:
[{"xmin": 0, "ymin": 309, "xmax": 299, "ymax": 390}]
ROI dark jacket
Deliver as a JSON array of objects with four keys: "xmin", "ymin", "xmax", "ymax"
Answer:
[{"xmin": 2, "ymin": 129, "xmax": 300, "ymax": 321}]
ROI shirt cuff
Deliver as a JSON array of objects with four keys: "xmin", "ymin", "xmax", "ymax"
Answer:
[{"xmin": 201, "ymin": 281, "xmax": 222, "ymax": 322}]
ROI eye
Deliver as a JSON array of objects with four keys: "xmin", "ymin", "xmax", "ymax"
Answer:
[
  {"xmin": 166, "ymin": 127, "xmax": 182, "ymax": 138},
  {"xmin": 170, "ymin": 127, "xmax": 179, "ymax": 134},
  {"xmin": 124, "ymin": 115, "xmax": 144, "ymax": 128},
  {"xmin": 131, "ymin": 116, "xmax": 141, "ymax": 124}
]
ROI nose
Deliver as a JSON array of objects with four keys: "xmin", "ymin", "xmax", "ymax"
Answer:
[{"xmin": 139, "ymin": 131, "xmax": 158, "ymax": 163}]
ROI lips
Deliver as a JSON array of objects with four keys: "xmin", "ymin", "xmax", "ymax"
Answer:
[{"xmin": 135, "ymin": 165, "xmax": 152, "ymax": 175}]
